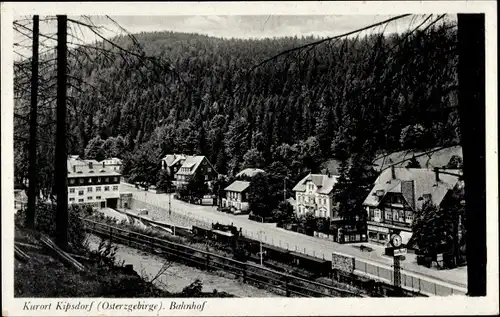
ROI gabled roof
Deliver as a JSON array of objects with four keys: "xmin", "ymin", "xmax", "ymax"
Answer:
[
  {"xmin": 373, "ymin": 146, "xmax": 463, "ymax": 172},
  {"xmin": 363, "ymin": 167, "xmax": 461, "ymax": 210},
  {"xmin": 292, "ymin": 173, "xmax": 339, "ymax": 195},
  {"xmin": 175, "ymin": 155, "xmax": 213, "ymax": 176},
  {"xmin": 162, "ymin": 154, "xmax": 187, "ymax": 167},
  {"xmin": 236, "ymin": 168, "xmax": 265, "ymax": 178},
  {"xmin": 224, "ymin": 180, "xmax": 251, "ymax": 193}
]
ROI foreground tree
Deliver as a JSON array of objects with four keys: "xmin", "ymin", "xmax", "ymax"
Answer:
[
  {"xmin": 184, "ymin": 172, "xmax": 208, "ymax": 202},
  {"xmin": 156, "ymin": 170, "xmax": 173, "ymax": 193},
  {"xmin": 247, "ymin": 172, "xmax": 282, "ymax": 218}
]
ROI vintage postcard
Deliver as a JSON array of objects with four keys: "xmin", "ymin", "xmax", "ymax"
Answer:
[{"xmin": 1, "ymin": 1, "xmax": 498, "ymax": 316}]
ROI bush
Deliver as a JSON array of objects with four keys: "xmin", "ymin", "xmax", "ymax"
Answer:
[
  {"xmin": 181, "ymin": 279, "xmax": 203, "ymax": 296},
  {"xmin": 15, "ymin": 203, "xmax": 90, "ymax": 251}
]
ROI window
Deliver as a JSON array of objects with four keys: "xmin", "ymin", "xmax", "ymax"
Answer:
[
  {"xmin": 96, "ymin": 196, "xmax": 101, "ymax": 200},
  {"xmin": 87, "ymin": 187, "xmax": 93, "ymax": 192},
  {"xmin": 79, "ymin": 178, "xmax": 84, "ymax": 184},
  {"xmin": 69, "ymin": 198, "xmax": 75, "ymax": 202},
  {"xmin": 393, "ymin": 210, "xmax": 399, "ymax": 221},
  {"xmin": 208, "ymin": 167, "xmax": 212, "ymax": 172},
  {"xmin": 406, "ymin": 213, "xmax": 413, "ymax": 223},
  {"xmin": 113, "ymin": 185, "xmax": 119, "ymax": 191},
  {"xmin": 205, "ymin": 175, "xmax": 209, "ymax": 181},
  {"xmin": 88, "ymin": 178, "xmax": 92, "ymax": 183},
  {"xmin": 385, "ymin": 210, "xmax": 392, "ymax": 221},
  {"xmin": 69, "ymin": 188, "xmax": 75, "ymax": 193},
  {"xmin": 105, "ymin": 177, "xmax": 109, "ymax": 182},
  {"xmin": 78, "ymin": 199, "xmax": 84, "ymax": 202},
  {"xmin": 69, "ymin": 179, "xmax": 75, "ymax": 184},
  {"xmin": 78, "ymin": 190, "xmax": 84, "ymax": 196},
  {"xmin": 104, "ymin": 186, "xmax": 110, "ymax": 191},
  {"xmin": 96, "ymin": 186, "xmax": 101, "ymax": 192},
  {"xmin": 374, "ymin": 209, "xmax": 381, "ymax": 218},
  {"xmin": 88, "ymin": 197, "xmax": 93, "ymax": 200}
]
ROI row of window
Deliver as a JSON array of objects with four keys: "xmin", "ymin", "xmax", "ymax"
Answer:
[
  {"xmin": 370, "ymin": 208, "xmax": 413, "ymax": 223},
  {"xmin": 176, "ymin": 174, "xmax": 210, "ymax": 181},
  {"xmin": 69, "ymin": 185, "xmax": 119, "ymax": 194},
  {"xmin": 69, "ymin": 176, "xmax": 120, "ymax": 185},
  {"xmin": 297, "ymin": 206, "xmax": 329, "ymax": 218},
  {"xmin": 227, "ymin": 191, "xmax": 242, "ymax": 200},
  {"xmin": 297, "ymin": 194, "xmax": 329, "ymax": 205},
  {"xmin": 69, "ymin": 196, "xmax": 102, "ymax": 202}
]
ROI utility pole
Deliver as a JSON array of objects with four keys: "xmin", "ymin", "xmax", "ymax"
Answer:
[
  {"xmin": 457, "ymin": 14, "xmax": 486, "ymax": 297},
  {"xmin": 55, "ymin": 15, "xmax": 68, "ymax": 249},
  {"xmin": 168, "ymin": 191, "xmax": 171, "ymax": 216},
  {"xmin": 26, "ymin": 15, "xmax": 39, "ymax": 229}
]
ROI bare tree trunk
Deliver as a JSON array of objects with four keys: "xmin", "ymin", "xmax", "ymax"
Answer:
[
  {"xmin": 26, "ymin": 15, "xmax": 39, "ymax": 229},
  {"xmin": 457, "ymin": 14, "xmax": 486, "ymax": 297},
  {"xmin": 55, "ymin": 15, "xmax": 69, "ymax": 249}
]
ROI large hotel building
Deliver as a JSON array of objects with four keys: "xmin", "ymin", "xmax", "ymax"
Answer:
[{"xmin": 67, "ymin": 156, "xmax": 121, "ymax": 208}]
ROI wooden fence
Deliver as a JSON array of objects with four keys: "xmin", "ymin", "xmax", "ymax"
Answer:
[{"xmin": 82, "ymin": 218, "xmax": 364, "ymax": 298}]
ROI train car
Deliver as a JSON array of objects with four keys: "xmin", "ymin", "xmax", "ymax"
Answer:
[
  {"xmin": 261, "ymin": 243, "xmax": 293, "ymax": 263},
  {"xmin": 289, "ymin": 251, "xmax": 331, "ymax": 278},
  {"xmin": 211, "ymin": 229, "xmax": 235, "ymax": 245}
]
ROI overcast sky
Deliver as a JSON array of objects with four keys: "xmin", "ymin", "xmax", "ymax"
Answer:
[{"xmin": 13, "ymin": 14, "xmax": 457, "ymax": 60}]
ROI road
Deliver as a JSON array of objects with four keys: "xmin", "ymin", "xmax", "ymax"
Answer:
[{"xmin": 120, "ymin": 183, "xmax": 467, "ymax": 296}]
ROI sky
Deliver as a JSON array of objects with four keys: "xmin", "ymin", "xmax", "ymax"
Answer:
[{"xmin": 13, "ymin": 14, "xmax": 457, "ymax": 60}]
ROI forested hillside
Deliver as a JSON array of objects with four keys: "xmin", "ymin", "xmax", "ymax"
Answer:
[{"xmin": 14, "ymin": 21, "xmax": 460, "ymax": 192}]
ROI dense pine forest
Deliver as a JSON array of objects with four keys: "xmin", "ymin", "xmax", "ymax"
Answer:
[{"xmin": 14, "ymin": 21, "xmax": 460, "ymax": 193}]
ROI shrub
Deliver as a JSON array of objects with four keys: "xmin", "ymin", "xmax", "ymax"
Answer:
[{"xmin": 181, "ymin": 279, "xmax": 203, "ymax": 296}]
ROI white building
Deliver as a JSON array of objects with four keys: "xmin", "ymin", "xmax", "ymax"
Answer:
[
  {"xmin": 67, "ymin": 156, "xmax": 121, "ymax": 209},
  {"xmin": 100, "ymin": 157, "xmax": 123, "ymax": 173},
  {"xmin": 222, "ymin": 180, "xmax": 251, "ymax": 212},
  {"xmin": 292, "ymin": 173, "xmax": 340, "ymax": 219}
]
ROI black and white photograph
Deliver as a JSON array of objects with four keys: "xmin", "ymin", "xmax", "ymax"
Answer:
[{"xmin": 1, "ymin": 1, "xmax": 498, "ymax": 316}]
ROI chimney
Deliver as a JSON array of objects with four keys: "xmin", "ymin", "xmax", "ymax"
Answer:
[
  {"xmin": 434, "ymin": 167, "xmax": 440, "ymax": 182},
  {"xmin": 391, "ymin": 165, "xmax": 396, "ymax": 180},
  {"xmin": 88, "ymin": 162, "xmax": 93, "ymax": 169},
  {"xmin": 72, "ymin": 165, "xmax": 76, "ymax": 173},
  {"xmin": 102, "ymin": 161, "xmax": 105, "ymax": 168},
  {"xmin": 401, "ymin": 180, "xmax": 415, "ymax": 210}
]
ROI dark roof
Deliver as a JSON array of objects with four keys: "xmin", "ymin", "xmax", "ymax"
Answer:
[{"xmin": 363, "ymin": 167, "xmax": 462, "ymax": 210}]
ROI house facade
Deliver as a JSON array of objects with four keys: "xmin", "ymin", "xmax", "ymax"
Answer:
[
  {"xmin": 101, "ymin": 157, "xmax": 123, "ymax": 173},
  {"xmin": 222, "ymin": 180, "xmax": 250, "ymax": 212},
  {"xmin": 363, "ymin": 166, "xmax": 461, "ymax": 245},
  {"xmin": 161, "ymin": 154, "xmax": 187, "ymax": 185},
  {"xmin": 67, "ymin": 156, "xmax": 121, "ymax": 209},
  {"xmin": 174, "ymin": 155, "xmax": 217, "ymax": 189},
  {"xmin": 292, "ymin": 173, "xmax": 340, "ymax": 219}
]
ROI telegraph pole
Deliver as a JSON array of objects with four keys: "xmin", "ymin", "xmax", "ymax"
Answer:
[
  {"xmin": 26, "ymin": 15, "xmax": 39, "ymax": 229},
  {"xmin": 55, "ymin": 15, "xmax": 69, "ymax": 249}
]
